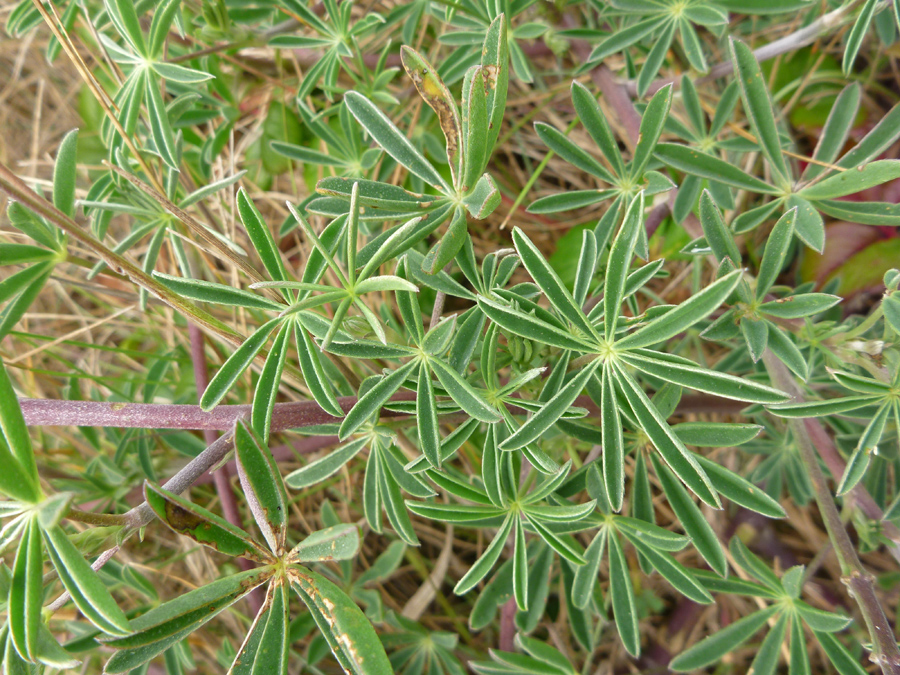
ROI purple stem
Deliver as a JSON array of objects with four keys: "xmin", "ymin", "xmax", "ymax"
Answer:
[
  {"xmin": 17, "ymin": 392, "xmax": 742, "ymax": 431},
  {"xmin": 188, "ymin": 324, "xmax": 262, "ymax": 614}
]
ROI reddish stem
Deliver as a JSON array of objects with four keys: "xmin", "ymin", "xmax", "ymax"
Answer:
[{"xmin": 188, "ymin": 324, "xmax": 262, "ymax": 613}]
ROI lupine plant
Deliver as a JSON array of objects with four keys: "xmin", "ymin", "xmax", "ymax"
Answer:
[{"xmin": 2, "ymin": 0, "xmax": 900, "ymax": 673}]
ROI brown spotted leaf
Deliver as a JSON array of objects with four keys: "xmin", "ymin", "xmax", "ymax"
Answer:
[
  {"xmin": 401, "ymin": 46, "xmax": 462, "ymax": 189},
  {"xmin": 288, "ymin": 524, "xmax": 360, "ymax": 564},
  {"xmin": 144, "ymin": 481, "xmax": 272, "ymax": 563},
  {"xmin": 291, "ymin": 565, "xmax": 392, "ymax": 675}
]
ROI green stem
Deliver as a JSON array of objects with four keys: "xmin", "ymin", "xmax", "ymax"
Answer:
[
  {"xmin": 0, "ymin": 163, "xmax": 243, "ymax": 348},
  {"xmin": 65, "ymin": 509, "xmax": 129, "ymax": 527}
]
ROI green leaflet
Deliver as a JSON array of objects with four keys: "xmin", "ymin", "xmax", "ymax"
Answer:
[
  {"xmin": 102, "ymin": 567, "xmax": 272, "ymax": 672},
  {"xmin": 613, "ymin": 366, "xmax": 719, "ymax": 508},
  {"xmin": 251, "ymin": 321, "xmax": 291, "ymax": 443},
  {"xmin": 607, "ymin": 532, "xmax": 640, "ymax": 656},
  {"xmin": 154, "ymin": 273, "xmax": 285, "ymax": 310},
  {"xmin": 52, "ymin": 129, "xmax": 78, "ymax": 218},
  {"xmin": 453, "ymin": 513, "xmax": 518, "ymax": 595},
  {"xmin": 340, "ymin": 361, "xmax": 417, "ymax": 438},
  {"xmin": 9, "ymin": 518, "xmax": 42, "ymax": 660},
  {"xmin": 462, "ymin": 66, "xmax": 490, "ymax": 188},
  {"xmin": 601, "ymin": 365, "xmax": 625, "ymax": 511},
  {"xmin": 294, "ymin": 322, "xmax": 346, "ymax": 418},
  {"xmin": 235, "ymin": 421, "xmax": 289, "ymax": 555},
  {"xmin": 344, "ymin": 91, "xmax": 449, "ymax": 191},
  {"xmin": 756, "ymin": 208, "xmax": 796, "ymax": 299},
  {"xmin": 617, "ymin": 270, "xmax": 743, "ymax": 350},
  {"xmin": 769, "ymin": 395, "xmax": 882, "ymax": 418},
  {"xmin": 650, "ymin": 454, "xmax": 727, "ymax": 576},
  {"xmin": 42, "ymin": 524, "xmax": 133, "ymax": 636},
  {"xmin": 730, "ymin": 38, "xmax": 790, "ymax": 184},
  {"xmin": 624, "ymin": 535, "xmax": 713, "ymax": 605},
  {"xmin": 513, "ymin": 516, "xmax": 528, "ymax": 609},
  {"xmin": 285, "ymin": 437, "xmax": 368, "ymax": 489},
  {"xmin": 292, "ymin": 565, "xmax": 393, "ymax": 675},
  {"xmin": 698, "ymin": 190, "xmax": 741, "ymax": 264},
  {"xmin": 201, "ymin": 318, "xmax": 282, "ymax": 410},
  {"xmin": 842, "ymin": 0, "xmax": 879, "ymax": 76},
  {"xmin": 237, "ymin": 188, "xmax": 289, "ymax": 286},
  {"xmin": 630, "ymin": 84, "xmax": 672, "ymax": 180},
  {"xmin": 669, "ymin": 605, "xmax": 780, "ymax": 671},
  {"xmin": 501, "ymin": 362, "xmax": 599, "ymax": 451},
  {"xmin": 144, "ymin": 482, "xmax": 270, "ymax": 562},
  {"xmin": 534, "ymin": 122, "xmax": 616, "ymax": 184},
  {"xmin": 621, "ymin": 351, "xmax": 787, "ymax": 404},
  {"xmin": 605, "ymin": 192, "xmax": 645, "ymax": 342},
  {"xmin": 748, "ymin": 612, "xmax": 788, "ymax": 675},
  {"xmin": 759, "ymin": 293, "xmax": 841, "ymax": 319},
  {"xmin": 814, "ymin": 631, "xmax": 868, "ymax": 675},
  {"xmin": 571, "ymin": 81, "xmax": 625, "ymax": 176},
  {"xmin": 481, "ymin": 14, "xmax": 509, "ymax": 154},
  {"xmin": 836, "ymin": 402, "xmax": 890, "ymax": 495},
  {"xmin": 0, "ymin": 244, "xmax": 55, "ymax": 266},
  {"xmin": 800, "ymin": 160, "xmax": 900, "ymax": 200},
  {"xmin": 572, "ymin": 529, "xmax": 606, "ymax": 609},
  {"xmin": 0, "ymin": 361, "xmax": 41, "ymax": 502},
  {"xmin": 693, "ymin": 455, "xmax": 786, "ymax": 518},
  {"xmin": 289, "ymin": 524, "xmax": 360, "ymax": 563},
  {"xmin": 429, "ymin": 357, "xmax": 502, "ymax": 423},
  {"xmin": 513, "ymin": 227, "xmax": 601, "ymax": 342},
  {"xmin": 673, "ymin": 422, "xmax": 762, "ymax": 447},
  {"xmin": 656, "ymin": 142, "xmax": 779, "ymax": 194}
]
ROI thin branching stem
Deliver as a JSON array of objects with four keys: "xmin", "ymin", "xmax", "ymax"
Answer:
[{"xmin": 764, "ymin": 351, "xmax": 900, "ymax": 675}]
